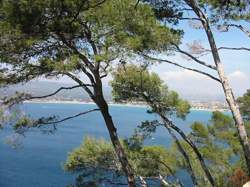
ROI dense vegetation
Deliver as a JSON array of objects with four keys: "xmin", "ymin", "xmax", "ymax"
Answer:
[
  {"xmin": 64, "ymin": 65, "xmax": 250, "ymax": 186},
  {"xmin": 0, "ymin": 0, "xmax": 249, "ymax": 186}
]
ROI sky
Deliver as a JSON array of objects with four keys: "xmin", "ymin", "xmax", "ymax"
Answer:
[
  {"xmin": 41, "ymin": 20, "xmax": 250, "ymax": 101},
  {"xmin": 148, "ymin": 20, "xmax": 250, "ymax": 101}
]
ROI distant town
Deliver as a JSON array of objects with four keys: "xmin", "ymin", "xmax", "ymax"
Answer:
[
  {"xmin": 189, "ymin": 100, "xmax": 229, "ymax": 111},
  {"xmin": 23, "ymin": 97, "xmax": 229, "ymax": 111}
]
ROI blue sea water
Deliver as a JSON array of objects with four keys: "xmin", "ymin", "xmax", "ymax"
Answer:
[{"xmin": 0, "ymin": 103, "xmax": 215, "ymax": 187}]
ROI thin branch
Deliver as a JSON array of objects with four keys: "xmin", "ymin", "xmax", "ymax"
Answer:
[
  {"xmin": 159, "ymin": 174, "xmax": 170, "ymax": 186},
  {"xmin": 135, "ymin": 0, "xmax": 140, "ymax": 9},
  {"xmin": 81, "ymin": 22, "xmax": 98, "ymax": 56},
  {"xmin": 37, "ymin": 109, "xmax": 100, "ymax": 126},
  {"xmin": 188, "ymin": 46, "xmax": 250, "ymax": 58},
  {"xmin": 158, "ymin": 161, "xmax": 184, "ymax": 187},
  {"xmin": 141, "ymin": 93, "xmax": 215, "ymax": 187},
  {"xmin": 178, "ymin": 8, "xmax": 194, "ymax": 11},
  {"xmin": 172, "ymin": 43, "xmax": 217, "ymax": 70},
  {"xmin": 218, "ymin": 46, "xmax": 250, "ymax": 52},
  {"xmin": 100, "ymin": 62, "xmax": 110, "ymax": 78},
  {"xmin": 88, "ymin": 0, "xmax": 106, "ymax": 9},
  {"xmin": 179, "ymin": 17, "xmax": 201, "ymax": 21},
  {"xmin": 70, "ymin": 0, "xmax": 106, "ymax": 24},
  {"xmin": 63, "ymin": 72, "xmax": 95, "ymax": 98},
  {"xmin": 100, "ymin": 73, "xmax": 108, "ymax": 79},
  {"xmin": 56, "ymin": 32, "xmax": 95, "ymax": 71},
  {"xmin": 139, "ymin": 176, "xmax": 147, "ymax": 187},
  {"xmin": 3, "ymin": 85, "xmax": 88, "ymax": 107},
  {"xmin": 56, "ymin": 32, "xmax": 97, "ymax": 87},
  {"xmin": 142, "ymin": 54, "xmax": 221, "ymax": 83},
  {"xmin": 27, "ymin": 85, "xmax": 90, "ymax": 100},
  {"xmin": 142, "ymin": 176, "xmax": 172, "ymax": 185},
  {"xmin": 219, "ymin": 24, "xmax": 250, "ymax": 38}
]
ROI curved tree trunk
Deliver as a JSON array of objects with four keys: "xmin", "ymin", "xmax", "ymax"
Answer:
[
  {"xmin": 94, "ymin": 77, "xmax": 136, "ymax": 187},
  {"xmin": 161, "ymin": 117, "xmax": 198, "ymax": 186},
  {"xmin": 185, "ymin": 0, "xmax": 250, "ymax": 175},
  {"xmin": 160, "ymin": 114, "xmax": 215, "ymax": 187},
  {"xmin": 142, "ymin": 94, "xmax": 215, "ymax": 186}
]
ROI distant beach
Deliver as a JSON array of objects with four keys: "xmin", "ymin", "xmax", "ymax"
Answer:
[
  {"xmin": 24, "ymin": 100, "xmax": 147, "ymax": 108},
  {"xmin": 24, "ymin": 99, "xmax": 228, "ymax": 111}
]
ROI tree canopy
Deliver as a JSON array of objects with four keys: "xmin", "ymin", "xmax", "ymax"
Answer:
[
  {"xmin": 1, "ymin": 0, "xmax": 250, "ymax": 186},
  {"xmin": 238, "ymin": 89, "xmax": 250, "ymax": 121},
  {"xmin": 64, "ymin": 136, "xmax": 179, "ymax": 186},
  {"xmin": 111, "ymin": 64, "xmax": 190, "ymax": 119},
  {"xmin": 0, "ymin": 0, "xmax": 180, "ymax": 87}
]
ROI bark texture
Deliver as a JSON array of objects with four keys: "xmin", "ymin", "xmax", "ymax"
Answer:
[
  {"xmin": 94, "ymin": 77, "xmax": 136, "ymax": 187},
  {"xmin": 184, "ymin": 0, "xmax": 250, "ymax": 174}
]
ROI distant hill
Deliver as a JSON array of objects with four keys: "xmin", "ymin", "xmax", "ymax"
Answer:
[
  {"xmin": 0, "ymin": 80, "xmax": 226, "ymax": 102},
  {"xmin": 0, "ymin": 81, "xmax": 112, "ymax": 101}
]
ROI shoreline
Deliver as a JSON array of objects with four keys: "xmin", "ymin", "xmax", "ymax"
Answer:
[
  {"xmin": 24, "ymin": 100, "xmax": 229, "ymax": 112},
  {"xmin": 24, "ymin": 100, "xmax": 147, "ymax": 108}
]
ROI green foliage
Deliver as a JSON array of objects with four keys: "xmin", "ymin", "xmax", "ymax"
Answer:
[
  {"xmin": 0, "ymin": 0, "xmax": 180, "ymax": 86},
  {"xmin": 191, "ymin": 122, "xmax": 209, "ymax": 139},
  {"xmin": 111, "ymin": 64, "xmax": 162, "ymax": 101},
  {"xmin": 198, "ymin": 0, "xmax": 250, "ymax": 21},
  {"xmin": 135, "ymin": 146, "xmax": 177, "ymax": 177},
  {"xmin": 137, "ymin": 110, "xmax": 249, "ymax": 186},
  {"xmin": 65, "ymin": 136, "xmax": 178, "ymax": 185},
  {"xmin": 237, "ymin": 89, "xmax": 250, "ymax": 121},
  {"xmin": 0, "ymin": 105, "xmax": 23, "ymax": 130},
  {"xmin": 89, "ymin": 0, "xmax": 180, "ymax": 52},
  {"xmin": 65, "ymin": 137, "xmax": 117, "ymax": 172},
  {"xmin": 210, "ymin": 111, "xmax": 234, "ymax": 129},
  {"xmin": 111, "ymin": 64, "xmax": 190, "ymax": 119},
  {"xmin": 183, "ymin": 111, "xmax": 248, "ymax": 186},
  {"xmin": 65, "ymin": 112, "xmax": 249, "ymax": 186},
  {"xmin": 13, "ymin": 116, "xmax": 33, "ymax": 130}
]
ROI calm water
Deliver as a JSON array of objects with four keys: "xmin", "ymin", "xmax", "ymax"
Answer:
[{"xmin": 0, "ymin": 103, "xmax": 215, "ymax": 187}]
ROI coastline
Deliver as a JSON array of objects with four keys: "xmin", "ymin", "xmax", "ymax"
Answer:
[
  {"xmin": 24, "ymin": 100, "xmax": 229, "ymax": 112},
  {"xmin": 24, "ymin": 100, "xmax": 147, "ymax": 108}
]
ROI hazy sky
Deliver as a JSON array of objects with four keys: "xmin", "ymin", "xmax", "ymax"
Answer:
[
  {"xmin": 149, "ymin": 21, "xmax": 250, "ymax": 100},
  {"xmin": 42, "ymin": 20, "xmax": 250, "ymax": 101}
]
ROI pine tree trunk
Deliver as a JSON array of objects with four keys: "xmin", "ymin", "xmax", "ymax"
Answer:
[
  {"xmin": 94, "ymin": 77, "xmax": 136, "ymax": 187},
  {"xmin": 99, "ymin": 103, "xmax": 136, "ymax": 187},
  {"xmin": 185, "ymin": 0, "xmax": 250, "ymax": 174},
  {"xmin": 142, "ymin": 94, "xmax": 214, "ymax": 186},
  {"xmin": 161, "ymin": 117, "xmax": 199, "ymax": 187},
  {"xmin": 160, "ymin": 114, "xmax": 215, "ymax": 186}
]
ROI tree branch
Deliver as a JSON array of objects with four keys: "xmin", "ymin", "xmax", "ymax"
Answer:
[
  {"xmin": 63, "ymin": 72, "xmax": 95, "ymax": 99},
  {"xmin": 70, "ymin": 0, "xmax": 106, "ymax": 24},
  {"xmin": 29, "ymin": 85, "xmax": 90, "ymax": 100},
  {"xmin": 179, "ymin": 17, "xmax": 201, "ymax": 21},
  {"xmin": 135, "ymin": 0, "xmax": 140, "ymax": 9},
  {"xmin": 142, "ymin": 54, "xmax": 221, "ymax": 83},
  {"xmin": 56, "ymin": 32, "xmax": 96, "ymax": 72},
  {"xmin": 219, "ymin": 24, "xmax": 250, "ymax": 38},
  {"xmin": 172, "ymin": 43, "xmax": 217, "ymax": 70},
  {"xmin": 158, "ymin": 160, "xmax": 184, "ymax": 187},
  {"xmin": 37, "ymin": 109, "xmax": 100, "ymax": 126},
  {"xmin": 3, "ymin": 85, "xmax": 89, "ymax": 107},
  {"xmin": 218, "ymin": 46, "xmax": 250, "ymax": 52},
  {"xmin": 141, "ymin": 93, "xmax": 215, "ymax": 186}
]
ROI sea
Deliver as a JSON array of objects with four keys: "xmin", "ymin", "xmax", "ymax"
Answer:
[{"xmin": 0, "ymin": 103, "xmax": 218, "ymax": 187}]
